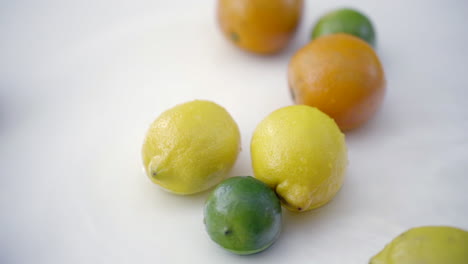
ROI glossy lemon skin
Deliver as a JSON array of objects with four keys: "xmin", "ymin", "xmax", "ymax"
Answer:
[
  {"xmin": 142, "ymin": 100, "xmax": 241, "ymax": 195},
  {"xmin": 251, "ymin": 105, "xmax": 347, "ymax": 212}
]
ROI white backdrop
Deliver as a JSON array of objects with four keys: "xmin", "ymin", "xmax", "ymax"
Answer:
[{"xmin": 1, "ymin": 1, "xmax": 468, "ymax": 263}]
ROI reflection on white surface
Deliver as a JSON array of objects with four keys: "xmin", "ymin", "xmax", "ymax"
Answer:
[{"xmin": 1, "ymin": 0, "xmax": 468, "ymax": 263}]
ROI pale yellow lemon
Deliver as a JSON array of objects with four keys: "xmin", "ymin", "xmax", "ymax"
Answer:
[
  {"xmin": 370, "ymin": 226, "xmax": 468, "ymax": 264},
  {"xmin": 142, "ymin": 100, "xmax": 241, "ymax": 195},
  {"xmin": 251, "ymin": 105, "xmax": 347, "ymax": 212}
]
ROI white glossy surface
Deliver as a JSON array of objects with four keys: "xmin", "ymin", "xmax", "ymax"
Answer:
[{"xmin": 1, "ymin": 1, "xmax": 468, "ymax": 263}]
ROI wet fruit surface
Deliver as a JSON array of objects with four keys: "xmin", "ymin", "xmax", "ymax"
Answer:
[
  {"xmin": 141, "ymin": 100, "xmax": 240, "ymax": 194},
  {"xmin": 288, "ymin": 33, "xmax": 385, "ymax": 131},
  {"xmin": 204, "ymin": 176, "xmax": 282, "ymax": 255}
]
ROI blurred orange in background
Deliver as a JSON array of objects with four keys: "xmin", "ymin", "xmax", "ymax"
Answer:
[{"xmin": 217, "ymin": 0, "xmax": 304, "ymax": 54}]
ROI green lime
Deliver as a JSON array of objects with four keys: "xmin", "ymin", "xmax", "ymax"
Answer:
[
  {"xmin": 204, "ymin": 176, "xmax": 282, "ymax": 255},
  {"xmin": 311, "ymin": 8, "xmax": 376, "ymax": 46}
]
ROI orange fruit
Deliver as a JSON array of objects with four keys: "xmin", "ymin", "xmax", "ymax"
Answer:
[
  {"xmin": 288, "ymin": 33, "xmax": 386, "ymax": 131},
  {"xmin": 217, "ymin": 0, "xmax": 304, "ymax": 55}
]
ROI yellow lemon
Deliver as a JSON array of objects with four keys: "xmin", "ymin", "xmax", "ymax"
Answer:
[
  {"xmin": 251, "ymin": 105, "xmax": 347, "ymax": 212},
  {"xmin": 142, "ymin": 100, "xmax": 241, "ymax": 195},
  {"xmin": 370, "ymin": 226, "xmax": 468, "ymax": 264}
]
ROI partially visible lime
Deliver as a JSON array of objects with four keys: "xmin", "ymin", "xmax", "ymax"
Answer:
[
  {"xmin": 204, "ymin": 176, "xmax": 282, "ymax": 255},
  {"xmin": 370, "ymin": 226, "xmax": 468, "ymax": 264},
  {"xmin": 141, "ymin": 100, "xmax": 240, "ymax": 195},
  {"xmin": 311, "ymin": 8, "xmax": 376, "ymax": 46}
]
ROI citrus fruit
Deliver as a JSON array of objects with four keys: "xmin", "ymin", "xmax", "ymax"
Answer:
[
  {"xmin": 217, "ymin": 0, "xmax": 304, "ymax": 54},
  {"xmin": 288, "ymin": 33, "xmax": 386, "ymax": 131},
  {"xmin": 251, "ymin": 105, "xmax": 347, "ymax": 212},
  {"xmin": 141, "ymin": 100, "xmax": 240, "ymax": 195},
  {"xmin": 311, "ymin": 8, "xmax": 376, "ymax": 46},
  {"xmin": 204, "ymin": 176, "xmax": 282, "ymax": 255},
  {"xmin": 370, "ymin": 226, "xmax": 468, "ymax": 264}
]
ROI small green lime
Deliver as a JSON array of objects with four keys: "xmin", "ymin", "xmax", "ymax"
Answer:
[
  {"xmin": 204, "ymin": 176, "xmax": 282, "ymax": 255},
  {"xmin": 311, "ymin": 8, "xmax": 376, "ymax": 46}
]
